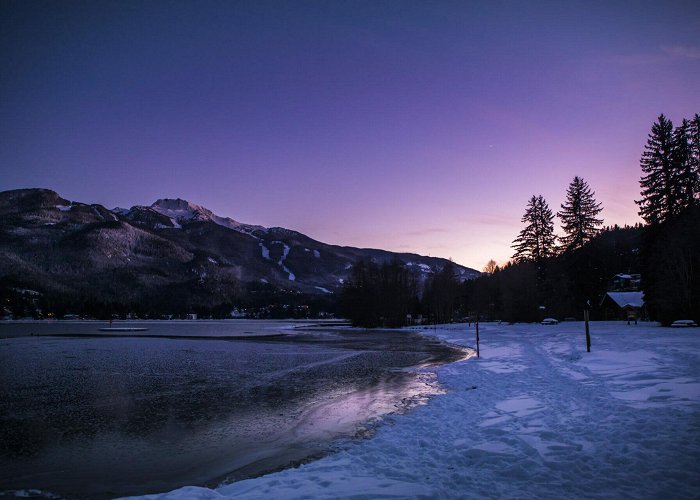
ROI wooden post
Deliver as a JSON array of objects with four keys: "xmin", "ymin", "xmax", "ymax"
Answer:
[
  {"xmin": 475, "ymin": 317, "xmax": 480, "ymax": 358},
  {"xmin": 584, "ymin": 306, "xmax": 591, "ymax": 353}
]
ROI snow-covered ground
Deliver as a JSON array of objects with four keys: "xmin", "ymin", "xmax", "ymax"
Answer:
[{"xmin": 126, "ymin": 322, "xmax": 700, "ymax": 499}]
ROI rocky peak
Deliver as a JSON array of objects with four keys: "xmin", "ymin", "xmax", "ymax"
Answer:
[
  {"xmin": 0, "ymin": 188, "xmax": 70, "ymax": 214},
  {"xmin": 150, "ymin": 198, "xmax": 214, "ymax": 223}
]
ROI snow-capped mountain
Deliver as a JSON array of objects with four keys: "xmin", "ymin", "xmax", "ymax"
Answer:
[
  {"xmin": 0, "ymin": 188, "xmax": 479, "ymax": 314},
  {"xmin": 128, "ymin": 198, "xmax": 267, "ymax": 236}
]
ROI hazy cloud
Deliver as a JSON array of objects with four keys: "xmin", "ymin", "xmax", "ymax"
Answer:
[
  {"xmin": 460, "ymin": 214, "xmax": 516, "ymax": 227},
  {"xmin": 403, "ymin": 228, "xmax": 450, "ymax": 237},
  {"xmin": 661, "ymin": 45, "xmax": 700, "ymax": 60},
  {"xmin": 604, "ymin": 45, "xmax": 700, "ymax": 66},
  {"xmin": 603, "ymin": 54, "xmax": 666, "ymax": 66}
]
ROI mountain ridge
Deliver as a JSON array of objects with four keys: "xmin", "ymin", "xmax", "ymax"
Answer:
[{"xmin": 0, "ymin": 188, "xmax": 479, "ymax": 318}]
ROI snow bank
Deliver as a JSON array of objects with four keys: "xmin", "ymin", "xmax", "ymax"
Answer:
[{"xmin": 123, "ymin": 322, "xmax": 700, "ymax": 499}]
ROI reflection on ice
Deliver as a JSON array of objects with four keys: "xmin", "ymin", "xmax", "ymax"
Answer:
[{"xmin": 0, "ymin": 321, "xmax": 469, "ymax": 499}]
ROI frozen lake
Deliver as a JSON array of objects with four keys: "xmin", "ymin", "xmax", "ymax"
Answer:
[{"xmin": 0, "ymin": 320, "xmax": 469, "ymax": 499}]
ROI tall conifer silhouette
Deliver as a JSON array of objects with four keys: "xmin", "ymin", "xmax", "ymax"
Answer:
[
  {"xmin": 637, "ymin": 114, "xmax": 676, "ymax": 224},
  {"xmin": 670, "ymin": 119, "xmax": 696, "ymax": 211},
  {"xmin": 557, "ymin": 176, "xmax": 603, "ymax": 252},
  {"xmin": 512, "ymin": 195, "xmax": 556, "ymax": 263},
  {"xmin": 685, "ymin": 114, "xmax": 700, "ymax": 205}
]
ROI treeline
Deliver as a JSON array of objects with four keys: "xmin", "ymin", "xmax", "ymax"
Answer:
[
  {"xmin": 341, "ymin": 113, "xmax": 699, "ymax": 327},
  {"xmin": 638, "ymin": 115, "xmax": 700, "ymax": 324},
  {"xmin": 472, "ymin": 113, "xmax": 699, "ymax": 325},
  {"xmin": 340, "ymin": 223, "xmax": 644, "ymax": 328},
  {"xmin": 0, "ymin": 275, "xmax": 338, "ymax": 320},
  {"xmin": 339, "ymin": 170, "xmax": 644, "ymax": 326},
  {"xmin": 340, "ymin": 260, "xmax": 461, "ymax": 327},
  {"xmin": 473, "ymin": 170, "xmax": 639, "ymax": 322},
  {"xmin": 4, "ymin": 115, "xmax": 696, "ymax": 325},
  {"xmin": 466, "ymin": 224, "xmax": 643, "ymax": 322}
]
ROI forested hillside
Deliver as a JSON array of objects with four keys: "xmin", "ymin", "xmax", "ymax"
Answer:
[{"xmin": 341, "ymin": 113, "xmax": 699, "ymax": 327}]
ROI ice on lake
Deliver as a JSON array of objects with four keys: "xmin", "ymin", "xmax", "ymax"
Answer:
[{"xmin": 0, "ymin": 320, "xmax": 469, "ymax": 499}]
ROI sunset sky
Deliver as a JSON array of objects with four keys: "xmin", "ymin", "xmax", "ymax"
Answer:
[{"xmin": 2, "ymin": 0, "xmax": 699, "ymax": 270}]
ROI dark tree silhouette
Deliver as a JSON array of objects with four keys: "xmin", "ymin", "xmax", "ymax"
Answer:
[
  {"xmin": 340, "ymin": 259, "xmax": 418, "ymax": 327},
  {"xmin": 670, "ymin": 119, "xmax": 697, "ymax": 210},
  {"xmin": 464, "ymin": 224, "xmax": 643, "ymax": 323},
  {"xmin": 340, "ymin": 260, "xmax": 379, "ymax": 327},
  {"xmin": 557, "ymin": 176, "xmax": 603, "ymax": 252},
  {"xmin": 423, "ymin": 261, "xmax": 461, "ymax": 324},
  {"xmin": 684, "ymin": 114, "xmax": 700, "ymax": 205},
  {"xmin": 637, "ymin": 112, "xmax": 700, "ymax": 324},
  {"xmin": 483, "ymin": 259, "xmax": 499, "ymax": 274},
  {"xmin": 512, "ymin": 195, "xmax": 556, "ymax": 263},
  {"xmin": 641, "ymin": 207, "xmax": 700, "ymax": 325},
  {"xmin": 637, "ymin": 114, "xmax": 677, "ymax": 224}
]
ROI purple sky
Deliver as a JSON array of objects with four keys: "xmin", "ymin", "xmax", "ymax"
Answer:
[{"xmin": 2, "ymin": 1, "xmax": 699, "ymax": 270}]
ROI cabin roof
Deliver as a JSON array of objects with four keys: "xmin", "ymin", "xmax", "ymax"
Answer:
[{"xmin": 604, "ymin": 291, "xmax": 644, "ymax": 309}]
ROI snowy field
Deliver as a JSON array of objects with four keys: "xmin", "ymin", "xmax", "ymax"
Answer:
[{"xmin": 126, "ymin": 321, "xmax": 700, "ymax": 499}]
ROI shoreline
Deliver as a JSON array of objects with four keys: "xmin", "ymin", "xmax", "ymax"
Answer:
[
  {"xmin": 123, "ymin": 321, "xmax": 700, "ymax": 499},
  {"xmin": 1, "ymin": 322, "xmax": 466, "ymax": 499}
]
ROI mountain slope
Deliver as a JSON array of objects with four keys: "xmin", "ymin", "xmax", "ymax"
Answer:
[{"xmin": 0, "ymin": 188, "xmax": 479, "ymax": 317}]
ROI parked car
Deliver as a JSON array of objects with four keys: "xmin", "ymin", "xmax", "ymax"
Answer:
[
  {"xmin": 541, "ymin": 318, "xmax": 559, "ymax": 325},
  {"xmin": 671, "ymin": 320, "xmax": 698, "ymax": 328}
]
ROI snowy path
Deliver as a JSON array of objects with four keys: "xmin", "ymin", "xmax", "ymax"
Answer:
[{"xmin": 127, "ymin": 322, "xmax": 700, "ymax": 499}]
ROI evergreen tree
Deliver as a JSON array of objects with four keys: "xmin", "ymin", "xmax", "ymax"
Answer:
[
  {"xmin": 557, "ymin": 176, "xmax": 603, "ymax": 252},
  {"xmin": 687, "ymin": 114, "xmax": 700, "ymax": 204},
  {"xmin": 641, "ymin": 206, "xmax": 700, "ymax": 325},
  {"xmin": 637, "ymin": 114, "xmax": 676, "ymax": 224},
  {"xmin": 636, "ymin": 113, "xmax": 700, "ymax": 324},
  {"xmin": 340, "ymin": 259, "xmax": 418, "ymax": 327},
  {"xmin": 378, "ymin": 259, "xmax": 419, "ymax": 327},
  {"xmin": 423, "ymin": 261, "xmax": 460, "ymax": 324},
  {"xmin": 670, "ymin": 119, "xmax": 697, "ymax": 211},
  {"xmin": 512, "ymin": 195, "xmax": 556, "ymax": 263},
  {"xmin": 341, "ymin": 260, "xmax": 380, "ymax": 327},
  {"xmin": 498, "ymin": 261, "xmax": 539, "ymax": 322}
]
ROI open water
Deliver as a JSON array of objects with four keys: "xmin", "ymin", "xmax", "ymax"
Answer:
[{"xmin": 0, "ymin": 320, "xmax": 469, "ymax": 499}]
